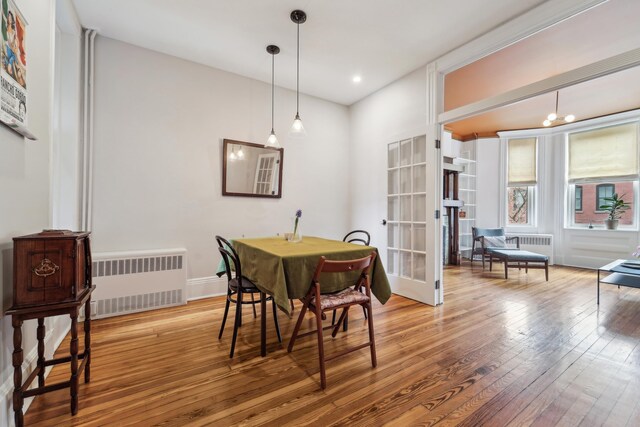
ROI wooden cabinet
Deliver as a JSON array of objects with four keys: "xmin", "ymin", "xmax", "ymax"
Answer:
[{"xmin": 12, "ymin": 230, "xmax": 91, "ymax": 308}]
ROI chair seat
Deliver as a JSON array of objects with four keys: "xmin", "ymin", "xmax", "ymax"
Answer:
[
  {"xmin": 229, "ymin": 277, "xmax": 261, "ymax": 293},
  {"xmin": 488, "ymin": 249, "xmax": 548, "ymax": 262},
  {"xmin": 312, "ymin": 288, "xmax": 370, "ymax": 311}
]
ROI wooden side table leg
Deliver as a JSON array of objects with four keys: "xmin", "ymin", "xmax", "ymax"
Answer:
[
  {"xmin": 84, "ymin": 298, "xmax": 91, "ymax": 383},
  {"xmin": 12, "ymin": 316, "xmax": 24, "ymax": 427},
  {"xmin": 37, "ymin": 317, "xmax": 46, "ymax": 387},
  {"xmin": 70, "ymin": 311, "xmax": 79, "ymax": 415}
]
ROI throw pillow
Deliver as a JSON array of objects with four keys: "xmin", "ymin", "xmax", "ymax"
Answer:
[{"xmin": 483, "ymin": 235, "xmax": 506, "ymax": 248}]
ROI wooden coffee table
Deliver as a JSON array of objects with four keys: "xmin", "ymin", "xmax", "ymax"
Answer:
[{"xmin": 597, "ymin": 259, "xmax": 640, "ymax": 304}]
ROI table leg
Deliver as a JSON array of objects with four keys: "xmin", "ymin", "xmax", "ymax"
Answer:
[
  {"xmin": 597, "ymin": 269, "xmax": 600, "ymax": 305},
  {"xmin": 504, "ymin": 261, "xmax": 508, "ymax": 279},
  {"xmin": 12, "ymin": 317, "xmax": 24, "ymax": 427},
  {"xmin": 37, "ymin": 317, "xmax": 45, "ymax": 387},
  {"xmin": 84, "ymin": 297, "xmax": 92, "ymax": 383},
  {"xmin": 260, "ymin": 291, "xmax": 267, "ymax": 357},
  {"xmin": 70, "ymin": 311, "xmax": 79, "ymax": 415}
]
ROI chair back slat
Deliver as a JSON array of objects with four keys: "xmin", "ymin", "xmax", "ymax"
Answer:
[
  {"xmin": 218, "ymin": 246, "xmax": 241, "ymax": 281},
  {"xmin": 343, "ymin": 230, "xmax": 371, "ymax": 246},
  {"xmin": 310, "ymin": 253, "xmax": 376, "ymax": 291}
]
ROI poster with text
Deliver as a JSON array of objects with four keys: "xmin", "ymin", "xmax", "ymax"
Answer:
[{"xmin": 1, "ymin": 0, "xmax": 27, "ymax": 126}]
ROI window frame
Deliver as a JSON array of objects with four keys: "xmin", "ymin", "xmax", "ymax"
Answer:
[
  {"xmin": 575, "ymin": 185, "xmax": 583, "ymax": 212},
  {"xmin": 504, "ymin": 137, "xmax": 538, "ymax": 229},
  {"xmin": 595, "ymin": 183, "xmax": 615, "ymax": 211}
]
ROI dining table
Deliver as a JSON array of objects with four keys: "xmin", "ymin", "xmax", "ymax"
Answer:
[{"xmin": 217, "ymin": 236, "xmax": 392, "ymax": 356}]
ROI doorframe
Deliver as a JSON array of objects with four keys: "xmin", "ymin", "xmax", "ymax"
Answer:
[{"xmin": 425, "ymin": 0, "xmax": 610, "ymax": 305}]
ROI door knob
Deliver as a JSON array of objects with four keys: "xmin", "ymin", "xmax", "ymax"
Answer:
[{"xmin": 381, "ymin": 219, "xmax": 387, "ymax": 225}]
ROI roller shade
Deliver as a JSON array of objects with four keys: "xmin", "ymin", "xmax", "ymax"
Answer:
[
  {"xmin": 508, "ymin": 138, "xmax": 537, "ymax": 185},
  {"xmin": 568, "ymin": 123, "xmax": 638, "ymax": 182}
]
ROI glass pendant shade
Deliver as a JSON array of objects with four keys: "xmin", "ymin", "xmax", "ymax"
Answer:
[
  {"xmin": 543, "ymin": 119, "xmax": 551, "ymax": 127},
  {"xmin": 565, "ymin": 114, "xmax": 576, "ymax": 123},
  {"xmin": 237, "ymin": 147, "xmax": 245, "ymax": 159},
  {"xmin": 547, "ymin": 112, "xmax": 557, "ymax": 121},
  {"xmin": 289, "ymin": 113, "xmax": 306, "ymax": 137},
  {"xmin": 266, "ymin": 129, "xmax": 280, "ymax": 147}
]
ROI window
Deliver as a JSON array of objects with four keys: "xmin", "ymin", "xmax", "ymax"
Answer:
[
  {"xmin": 507, "ymin": 138, "xmax": 537, "ymax": 226},
  {"xmin": 575, "ymin": 185, "xmax": 583, "ymax": 211},
  {"xmin": 596, "ymin": 184, "xmax": 615, "ymax": 210},
  {"xmin": 568, "ymin": 122, "xmax": 639, "ymax": 228}
]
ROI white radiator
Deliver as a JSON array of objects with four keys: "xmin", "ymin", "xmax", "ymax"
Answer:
[
  {"xmin": 91, "ymin": 248, "xmax": 187, "ymax": 318},
  {"xmin": 508, "ymin": 234, "xmax": 554, "ymax": 265}
]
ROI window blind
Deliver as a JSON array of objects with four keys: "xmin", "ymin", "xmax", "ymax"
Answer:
[
  {"xmin": 508, "ymin": 138, "xmax": 537, "ymax": 185},
  {"xmin": 568, "ymin": 123, "xmax": 638, "ymax": 182}
]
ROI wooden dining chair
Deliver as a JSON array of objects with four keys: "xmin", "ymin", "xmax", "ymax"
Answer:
[
  {"xmin": 332, "ymin": 229, "xmax": 371, "ymax": 328},
  {"xmin": 343, "ymin": 229, "xmax": 370, "ymax": 246},
  {"xmin": 287, "ymin": 252, "xmax": 377, "ymax": 389},
  {"xmin": 216, "ymin": 235, "xmax": 281, "ymax": 358}
]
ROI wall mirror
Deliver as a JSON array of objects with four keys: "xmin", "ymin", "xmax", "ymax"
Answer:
[{"xmin": 222, "ymin": 139, "xmax": 283, "ymax": 198}]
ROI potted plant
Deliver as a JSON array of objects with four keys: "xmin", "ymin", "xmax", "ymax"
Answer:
[{"xmin": 600, "ymin": 193, "xmax": 630, "ymax": 230}]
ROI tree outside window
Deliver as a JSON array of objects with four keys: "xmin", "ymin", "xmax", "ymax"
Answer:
[{"xmin": 508, "ymin": 186, "xmax": 529, "ymax": 224}]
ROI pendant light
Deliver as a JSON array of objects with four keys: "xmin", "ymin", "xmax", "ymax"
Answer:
[
  {"xmin": 266, "ymin": 44, "xmax": 281, "ymax": 147},
  {"xmin": 542, "ymin": 91, "xmax": 576, "ymax": 127},
  {"xmin": 289, "ymin": 10, "xmax": 307, "ymax": 138}
]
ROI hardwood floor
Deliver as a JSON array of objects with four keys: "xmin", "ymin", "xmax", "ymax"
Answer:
[{"xmin": 24, "ymin": 263, "xmax": 640, "ymax": 426}]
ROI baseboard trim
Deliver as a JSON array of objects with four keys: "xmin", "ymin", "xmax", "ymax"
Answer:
[{"xmin": 187, "ymin": 276, "xmax": 227, "ymax": 301}]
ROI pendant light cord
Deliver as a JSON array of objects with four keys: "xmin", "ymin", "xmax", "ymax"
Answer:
[
  {"xmin": 555, "ymin": 91, "xmax": 559, "ymax": 115},
  {"xmin": 271, "ymin": 52, "xmax": 275, "ymax": 131},
  {"xmin": 296, "ymin": 21, "xmax": 300, "ymax": 114}
]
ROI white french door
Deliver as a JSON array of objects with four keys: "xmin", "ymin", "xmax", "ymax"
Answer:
[{"xmin": 387, "ymin": 135, "xmax": 435, "ymax": 303}]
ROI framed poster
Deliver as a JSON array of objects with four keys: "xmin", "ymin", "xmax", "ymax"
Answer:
[{"xmin": 1, "ymin": 0, "xmax": 27, "ymax": 127}]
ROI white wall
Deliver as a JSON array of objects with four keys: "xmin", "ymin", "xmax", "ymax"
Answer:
[
  {"xmin": 0, "ymin": 1, "xmax": 66, "ymax": 425},
  {"xmin": 475, "ymin": 137, "xmax": 501, "ymax": 228},
  {"xmin": 89, "ymin": 37, "xmax": 351, "ymax": 285},
  {"xmin": 348, "ymin": 67, "xmax": 427, "ymax": 255}
]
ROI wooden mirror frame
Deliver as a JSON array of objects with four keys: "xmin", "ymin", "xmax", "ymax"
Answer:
[{"xmin": 222, "ymin": 139, "xmax": 284, "ymax": 198}]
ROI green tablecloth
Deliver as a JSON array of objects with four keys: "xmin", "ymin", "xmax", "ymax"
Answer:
[{"xmin": 216, "ymin": 236, "xmax": 391, "ymax": 314}]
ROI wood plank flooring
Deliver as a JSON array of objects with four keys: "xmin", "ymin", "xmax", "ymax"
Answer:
[{"xmin": 24, "ymin": 262, "xmax": 640, "ymax": 426}]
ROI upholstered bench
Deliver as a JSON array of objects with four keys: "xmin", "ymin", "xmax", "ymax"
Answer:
[{"xmin": 487, "ymin": 249, "xmax": 549, "ymax": 281}]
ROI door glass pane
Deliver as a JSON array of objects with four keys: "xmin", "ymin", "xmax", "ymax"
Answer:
[
  {"xmin": 400, "ymin": 139, "xmax": 412, "ymax": 166},
  {"xmin": 387, "ymin": 249, "xmax": 398, "ymax": 275},
  {"xmin": 400, "ymin": 252, "xmax": 411, "ymax": 278},
  {"xmin": 413, "ymin": 135, "xmax": 426, "ymax": 163},
  {"xmin": 388, "ymin": 223, "xmax": 398, "ymax": 248},
  {"xmin": 400, "ymin": 196, "xmax": 411, "ymax": 221},
  {"xmin": 388, "ymin": 170, "xmax": 399, "ymax": 195},
  {"xmin": 413, "ymin": 253, "xmax": 426, "ymax": 281},
  {"xmin": 413, "ymin": 164, "xmax": 426, "ymax": 193},
  {"xmin": 388, "ymin": 142, "xmax": 399, "ymax": 168},
  {"xmin": 400, "ymin": 167, "xmax": 411, "ymax": 194},
  {"xmin": 388, "ymin": 197, "xmax": 399, "ymax": 221},
  {"xmin": 413, "ymin": 194, "xmax": 426, "ymax": 222},
  {"xmin": 400, "ymin": 224, "xmax": 411, "ymax": 250},
  {"xmin": 413, "ymin": 224, "xmax": 426, "ymax": 252}
]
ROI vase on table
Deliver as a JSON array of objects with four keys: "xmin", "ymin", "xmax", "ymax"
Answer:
[{"xmin": 290, "ymin": 223, "xmax": 302, "ymax": 242}]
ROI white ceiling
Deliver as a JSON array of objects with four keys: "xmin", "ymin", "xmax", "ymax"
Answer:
[{"xmin": 71, "ymin": 0, "xmax": 546, "ymax": 105}]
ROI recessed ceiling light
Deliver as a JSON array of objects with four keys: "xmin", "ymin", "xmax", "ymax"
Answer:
[{"xmin": 352, "ymin": 75, "xmax": 362, "ymax": 83}]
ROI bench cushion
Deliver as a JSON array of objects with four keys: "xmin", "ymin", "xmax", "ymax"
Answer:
[{"xmin": 489, "ymin": 249, "xmax": 548, "ymax": 262}]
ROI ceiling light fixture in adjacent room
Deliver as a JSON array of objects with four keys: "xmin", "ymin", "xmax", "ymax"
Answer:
[
  {"xmin": 266, "ymin": 44, "xmax": 281, "ymax": 147},
  {"xmin": 352, "ymin": 75, "xmax": 362, "ymax": 83},
  {"xmin": 543, "ymin": 91, "xmax": 576, "ymax": 127},
  {"xmin": 289, "ymin": 9, "xmax": 307, "ymax": 138}
]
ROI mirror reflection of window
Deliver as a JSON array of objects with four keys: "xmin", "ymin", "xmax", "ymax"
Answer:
[{"xmin": 223, "ymin": 139, "xmax": 283, "ymax": 198}]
